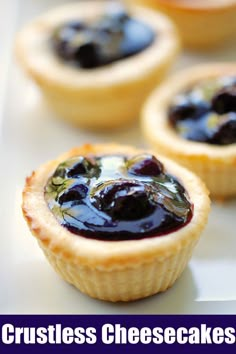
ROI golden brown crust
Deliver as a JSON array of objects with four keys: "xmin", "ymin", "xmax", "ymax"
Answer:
[
  {"xmin": 142, "ymin": 63, "xmax": 236, "ymax": 198},
  {"xmin": 22, "ymin": 143, "xmax": 210, "ymax": 270},
  {"xmin": 15, "ymin": 1, "xmax": 180, "ymax": 129},
  {"xmin": 130, "ymin": 0, "xmax": 236, "ymax": 47}
]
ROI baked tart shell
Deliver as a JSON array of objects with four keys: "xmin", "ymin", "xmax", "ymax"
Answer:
[
  {"xmin": 22, "ymin": 144, "xmax": 210, "ymax": 302},
  {"xmin": 15, "ymin": 1, "xmax": 180, "ymax": 130},
  {"xmin": 142, "ymin": 63, "xmax": 236, "ymax": 200}
]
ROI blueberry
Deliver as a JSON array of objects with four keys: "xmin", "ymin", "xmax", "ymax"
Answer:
[
  {"xmin": 75, "ymin": 41, "xmax": 100, "ymax": 69},
  {"xmin": 128, "ymin": 154, "xmax": 163, "ymax": 176},
  {"xmin": 53, "ymin": 21, "xmax": 101, "ymax": 68},
  {"xmin": 58, "ymin": 184, "xmax": 88, "ymax": 204},
  {"xmin": 209, "ymin": 113, "xmax": 236, "ymax": 145},
  {"xmin": 92, "ymin": 181, "xmax": 155, "ymax": 220},
  {"xmin": 168, "ymin": 95, "xmax": 210, "ymax": 126},
  {"xmin": 67, "ymin": 157, "xmax": 97, "ymax": 178},
  {"xmin": 168, "ymin": 98, "xmax": 197, "ymax": 125},
  {"xmin": 53, "ymin": 21, "xmax": 86, "ymax": 61},
  {"xmin": 212, "ymin": 86, "xmax": 236, "ymax": 114}
]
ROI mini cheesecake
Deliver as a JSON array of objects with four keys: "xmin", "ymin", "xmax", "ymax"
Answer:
[
  {"xmin": 129, "ymin": 0, "xmax": 236, "ymax": 48},
  {"xmin": 142, "ymin": 63, "xmax": 236, "ymax": 199},
  {"xmin": 15, "ymin": 1, "xmax": 180, "ymax": 130},
  {"xmin": 22, "ymin": 144, "xmax": 210, "ymax": 302}
]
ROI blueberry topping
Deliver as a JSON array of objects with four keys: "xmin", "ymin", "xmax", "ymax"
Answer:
[
  {"xmin": 58, "ymin": 184, "xmax": 88, "ymax": 204},
  {"xmin": 127, "ymin": 154, "xmax": 163, "ymax": 176},
  {"xmin": 168, "ymin": 77, "xmax": 236, "ymax": 145},
  {"xmin": 66, "ymin": 157, "xmax": 97, "ymax": 177},
  {"xmin": 168, "ymin": 96, "xmax": 210, "ymax": 125},
  {"xmin": 73, "ymin": 41, "xmax": 99, "ymax": 69},
  {"xmin": 169, "ymin": 101, "xmax": 196, "ymax": 125},
  {"xmin": 212, "ymin": 85, "xmax": 236, "ymax": 114},
  {"xmin": 45, "ymin": 154, "xmax": 193, "ymax": 241},
  {"xmin": 92, "ymin": 181, "xmax": 155, "ymax": 221},
  {"xmin": 52, "ymin": 4, "xmax": 155, "ymax": 69},
  {"xmin": 209, "ymin": 113, "xmax": 236, "ymax": 145},
  {"xmin": 53, "ymin": 21, "xmax": 86, "ymax": 61}
]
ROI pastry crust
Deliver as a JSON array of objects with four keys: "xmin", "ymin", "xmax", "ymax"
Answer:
[
  {"xmin": 15, "ymin": 1, "xmax": 180, "ymax": 130},
  {"xmin": 142, "ymin": 63, "xmax": 236, "ymax": 199},
  {"xmin": 129, "ymin": 0, "xmax": 236, "ymax": 48},
  {"xmin": 22, "ymin": 143, "xmax": 210, "ymax": 301}
]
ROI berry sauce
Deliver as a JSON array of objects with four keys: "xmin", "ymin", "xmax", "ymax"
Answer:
[
  {"xmin": 45, "ymin": 154, "xmax": 193, "ymax": 241},
  {"xmin": 168, "ymin": 76, "xmax": 236, "ymax": 145},
  {"xmin": 52, "ymin": 4, "xmax": 155, "ymax": 69}
]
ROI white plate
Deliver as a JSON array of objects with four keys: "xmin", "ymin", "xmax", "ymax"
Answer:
[{"xmin": 0, "ymin": 0, "xmax": 236, "ymax": 314}]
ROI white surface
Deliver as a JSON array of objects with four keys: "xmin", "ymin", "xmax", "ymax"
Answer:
[{"xmin": 0, "ymin": 0, "xmax": 236, "ymax": 314}]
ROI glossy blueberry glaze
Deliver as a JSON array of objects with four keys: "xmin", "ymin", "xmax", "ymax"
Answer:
[
  {"xmin": 45, "ymin": 154, "xmax": 193, "ymax": 241},
  {"xmin": 52, "ymin": 5, "xmax": 155, "ymax": 69},
  {"xmin": 168, "ymin": 77, "xmax": 236, "ymax": 145}
]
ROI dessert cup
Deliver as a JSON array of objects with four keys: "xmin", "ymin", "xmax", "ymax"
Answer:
[
  {"xmin": 16, "ymin": 1, "xmax": 180, "ymax": 130},
  {"xmin": 142, "ymin": 63, "xmax": 236, "ymax": 199},
  {"xmin": 22, "ymin": 143, "xmax": 210, "ymax": 302}
]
